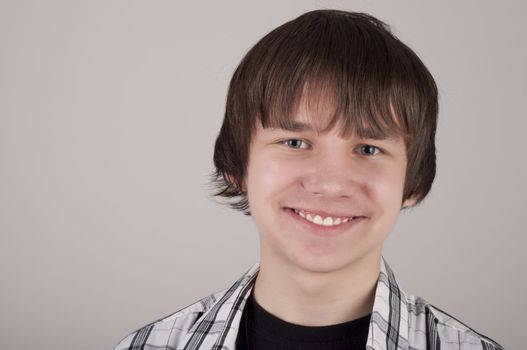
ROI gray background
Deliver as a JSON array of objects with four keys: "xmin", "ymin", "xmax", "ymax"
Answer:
[{"xmin": 0, "ymin": 1, "xmax": 525, "ymax": 349}]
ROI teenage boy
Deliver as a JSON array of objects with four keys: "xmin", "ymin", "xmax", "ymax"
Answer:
[{"xmin": 115, "ymin": 10, "xmax": 504, "ymax": 350}]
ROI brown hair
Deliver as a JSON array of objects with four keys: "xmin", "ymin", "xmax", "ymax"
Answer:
[{"xmin": 211, "ymin": 9, "xmax": 438, "ymax": 215}]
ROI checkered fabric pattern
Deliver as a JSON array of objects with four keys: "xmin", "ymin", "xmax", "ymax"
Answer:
[{"xmin": 114, "ymin": 258, "xmax": 504, "ymax": 350}]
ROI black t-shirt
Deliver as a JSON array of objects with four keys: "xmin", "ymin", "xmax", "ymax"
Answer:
[{"xmin": 235, "ymin": 292, "xmax": 371, "ymax": 350}]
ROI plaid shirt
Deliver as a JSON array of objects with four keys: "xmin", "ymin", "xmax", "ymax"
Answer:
[{"xmin": 115, "ymin": 257, "xmax": 503, "ymax": 350}]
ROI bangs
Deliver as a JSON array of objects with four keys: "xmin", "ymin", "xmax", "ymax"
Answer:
[
  {"xmin": 263, "ymin": 75, "xmax": 407, "ymax": 140},
  {"xmin": 243, "ymin": 11, "xmax": 421, "ymax": 140}
]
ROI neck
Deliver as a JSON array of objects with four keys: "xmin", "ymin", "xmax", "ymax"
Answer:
[{"xmin": 252, "ymin": 252, "xmax": 381, "ymax": 327}]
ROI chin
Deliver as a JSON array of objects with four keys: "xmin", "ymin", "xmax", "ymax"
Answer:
[
  {"xmin": 288, "ymin": 253, "xmax": 358, "ymax": 274},
  {"xmin": 287, "ymin": 241, "xmax": 381, "ymax": 275}
]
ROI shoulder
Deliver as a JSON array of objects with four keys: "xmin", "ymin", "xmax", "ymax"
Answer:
[
  {"xmin": 113, "ymin": 263, "xmax": 260, "ymax": 350},
  {"xmin": 113, "ymin": 288, "xmax": 226, "ymax": 350},
  {"xmin": 405, "ymin": 293, "xmax": 504, "ymax": 350}
]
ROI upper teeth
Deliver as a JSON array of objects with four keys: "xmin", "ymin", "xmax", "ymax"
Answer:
[{"xmin": 293, "ymin": 209, "xmax": 353, "ymax": 227}]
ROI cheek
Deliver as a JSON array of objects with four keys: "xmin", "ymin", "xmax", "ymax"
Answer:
[
  {"xmin": 365, "ymin": 166, "xmax": 406, "ymax": 207},
  {"xmin": 246, "ymin": 154, "xmax": 300, "ymax": 207}
]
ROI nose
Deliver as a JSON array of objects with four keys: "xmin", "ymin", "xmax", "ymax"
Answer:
[{"xmin": 300, "ymin": 151, "xmax": 361, "ymax": 199}]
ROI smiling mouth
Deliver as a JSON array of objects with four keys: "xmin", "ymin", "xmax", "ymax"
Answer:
[{"xmin": 285, "ymin": 207, "xmax": 362, "ymax": 227}]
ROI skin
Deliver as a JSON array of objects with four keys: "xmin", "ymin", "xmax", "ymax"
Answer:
[{"xmin": 242, "ymin": 97, "xmax": 414, "ymax": 326}]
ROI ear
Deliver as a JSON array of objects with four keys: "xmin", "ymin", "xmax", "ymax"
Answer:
[{"xmin": 402, "ymin": 196, "xmax": 417, "ymax": 209}]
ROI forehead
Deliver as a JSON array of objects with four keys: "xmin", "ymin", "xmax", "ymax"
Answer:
[{"xmin": 260, "ymin": 90, "xmax": 407, "ymax": 141}]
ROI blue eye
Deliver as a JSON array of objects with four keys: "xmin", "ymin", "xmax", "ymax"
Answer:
[
  {"xmin": 359, "ymin": 145, "xmax": 381, "ymax": 155},
  {"xmin": 283, "ymin": 139, "xmax": 309, "ymax": 149}
]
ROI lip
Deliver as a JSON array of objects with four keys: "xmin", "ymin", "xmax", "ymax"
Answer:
[
  {"xmin": 283, "ymin": 207, "xmax": 365, "ymax": 238},
  {"xmin": 286, "ymin": 207, "xmax": 357, "ymax": 219}
]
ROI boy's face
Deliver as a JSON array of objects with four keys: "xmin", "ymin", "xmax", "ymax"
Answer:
[{"xmin": 244, "ymin": 98, "xmax": 413, "ymax": 274}]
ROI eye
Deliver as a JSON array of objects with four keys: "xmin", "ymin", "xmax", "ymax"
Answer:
[
  {"xmin": 358, "ymin": 145, "xmax": 381, "ymax": 156},
  {"xmin": 282, "ymin": 139, "xmax": 310, "ymax": 149}
]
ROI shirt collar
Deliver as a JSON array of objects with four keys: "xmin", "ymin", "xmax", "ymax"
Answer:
[
  {"xmin": 367, "ymin": 256, "xmax": 410, "ymax": 349},
  {"xmin": 182, "ymin": 257, "xmax": 410, "ymax": 350}
]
